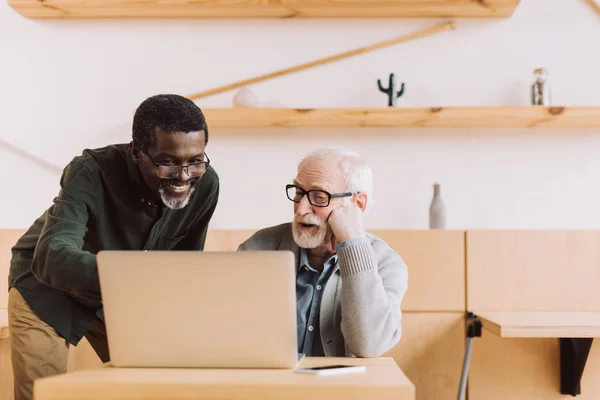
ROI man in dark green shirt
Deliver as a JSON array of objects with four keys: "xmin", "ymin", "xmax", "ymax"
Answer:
[{"xmin": 7, "ymin": 94, "xmax": 220, "ymax": 400}]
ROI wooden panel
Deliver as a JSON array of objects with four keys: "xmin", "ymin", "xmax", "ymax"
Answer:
[
  {"xmin": 372, "ymin": 230, "xmax": 465, "ymax": 312},
  {"xmin": 0, "ymin": 310, "xmax": 7, "ymax": 340},
  {"xmin": 206, "ymin": 230, "xmax": 465, "ymax": 311},
  {"xmin": 70, "ymin": 338, "xmax": 102, "ymax": 371},
  {"xmin": 0, "ymin": 230, "xmax": 25, "ymax": 309},
  {"xmin": 201, "ymin": 107, "xmax": 600, "ymax": 130},
  {"xmin": 8, "ymin": 0, "xmax": 520, "ymax": 19},
  {"xmin": 385, "ymin": 313, "xmax": 464, "ymax": 400},
  {"xmin": 467, "ymin": 230, "xmax": 600, "ymax": 312},
  {"xmin": 0, "ymin": 229, "xmax": 253, "ymax": 306},
  {"xmin": 204, "ymin": 230, "xmax": 256, "ymax": 252},
  {"xmin": 204, "ymin": 231, "xmax": 234, "ymax": 251},
  {"xmin": 1, "ymin": 230, "xmax": 23, "ymax": 399},
  {"xmin": 0, "ymin": 337, "xmax": 13, "ymax": 400},
  {"xmin": 469, "ymin": 329, "xmax": 600, "ymax": 400},
  {"xmin": 478, "ymin": 311, "xmax": 600, "ymax": 338}
]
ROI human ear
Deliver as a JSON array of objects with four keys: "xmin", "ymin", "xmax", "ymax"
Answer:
[
  {"xmin": 130, "ymin": 142, "xmax": 143, "ymax": 165},
  {"xmin": 354, "ymin": 193, "xmax": 368, "ymax": 212}
]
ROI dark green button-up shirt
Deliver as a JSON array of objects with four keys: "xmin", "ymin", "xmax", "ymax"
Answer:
[{"xmin": 8, "ymin": 143, "xmax": 219, "ymax": 345}]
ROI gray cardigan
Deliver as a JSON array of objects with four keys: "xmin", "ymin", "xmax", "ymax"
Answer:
[{"xmin": 237, "ymin": 222, "xmax": 408, "ymax": 358}]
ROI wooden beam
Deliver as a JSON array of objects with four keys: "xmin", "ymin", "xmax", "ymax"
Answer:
[
  {"xmin": 0, "ymin": 138, "xmax": 63, "ymax": 172},
  {"xmin": 585, "ymin": 0, "xmax": 600, "ymax": 17},
  {"xmin": 188, "ymin": 21, "xmax": 456, "ymax": 101},
  {"xmin": 8, "ymin": 0, "xmax": 521, "ymax": 19},
  {"xmin": 202, "ymin": 106, "xmax": 600, "ymax": 129}
]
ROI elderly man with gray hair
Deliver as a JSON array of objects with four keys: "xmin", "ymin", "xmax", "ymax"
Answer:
[{"xmin": 238, "ymin": 147, "xmax": 408, "ymax": 358}]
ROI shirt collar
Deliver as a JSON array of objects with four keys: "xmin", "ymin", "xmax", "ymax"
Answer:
[
  {"xmin": 298, "ymin": 247, "xmax": 338, "ymax": 273},
  {"xmin": 125, "ymin": 144, "xmax": 162, "ymax": 208}
]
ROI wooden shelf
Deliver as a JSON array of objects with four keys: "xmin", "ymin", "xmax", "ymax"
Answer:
[
  {"xmin": 202, "ymin": 106, "xmax": 600, "ymax": 129},
  {"xmin": 8, "ymin": 0, "xmax": 521, "ymax": 19},
  {"xmin": 477, "ymin": 311, "xmax": 600, "ymax": 338}
]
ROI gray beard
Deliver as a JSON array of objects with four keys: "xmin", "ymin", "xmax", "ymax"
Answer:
[
  {"xmin": 158, "ymin": 185, "xmax": 196, "ymax": 210},
  {"xmin": 291, "ymin": 221, "xmax": 329, "ymax": 249}
]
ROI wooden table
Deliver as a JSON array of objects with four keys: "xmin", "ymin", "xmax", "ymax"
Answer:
[
  {"xmin": 34, "ymin": 356, "xmax": 415, "ymax": 400},
  {"xmin": 458, "ymin": 311, "xmax": 600, "ymax": 399}
]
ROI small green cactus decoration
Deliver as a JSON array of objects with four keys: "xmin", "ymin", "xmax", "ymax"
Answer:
[{"xmin": 377, "ymin": 73, "xmax": 405, "ymax": 107}]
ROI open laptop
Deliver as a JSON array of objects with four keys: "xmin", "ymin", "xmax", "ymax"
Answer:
[{"xmin": 97, "ymin": 250, "xmax": 301, "ymax": 369}]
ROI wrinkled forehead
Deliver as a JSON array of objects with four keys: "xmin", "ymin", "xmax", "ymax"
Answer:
[
  {"xmin": 149, "ymin": 130, "xmax": 206, "ymax": 157},
  {"xmin": 295, "ymin": 158, "xmax": 345, "ymax": 193}
]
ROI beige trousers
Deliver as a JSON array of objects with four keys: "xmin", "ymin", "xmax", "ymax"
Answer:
[{"xmin": 8, "ymin": 287, "xmax": 110, "ymax": 400}]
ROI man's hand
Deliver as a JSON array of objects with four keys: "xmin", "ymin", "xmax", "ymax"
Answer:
[{"xmin": 328, "ymin": 201, "xmax": 366, "ymax": 244}]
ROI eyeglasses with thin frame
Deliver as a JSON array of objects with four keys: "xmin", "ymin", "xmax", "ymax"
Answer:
[
  {"xmin": 286, "ymin": 184, "xmax": 357, "ymax": 208},
  {"xmin": 144, "ymin": 151, "xmax": 210, "ymax": 179}
]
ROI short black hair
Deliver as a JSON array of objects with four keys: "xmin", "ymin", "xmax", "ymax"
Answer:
[{"xmin": 132, "ymin": 94, "xmax": 208, "ymax": 149}]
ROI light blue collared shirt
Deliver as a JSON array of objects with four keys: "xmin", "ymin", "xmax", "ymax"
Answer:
[{"xmin": 295, "ymin": 237, "xmax": 370, "ymax": 356}]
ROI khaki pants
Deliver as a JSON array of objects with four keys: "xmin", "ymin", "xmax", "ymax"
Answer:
[{"xmin": 8, "ymin": 287, "xmax": 110, "ymax": 400}]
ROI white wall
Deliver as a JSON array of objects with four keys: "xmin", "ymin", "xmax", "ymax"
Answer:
[{"xmin": 1, "ymin": 0, "xmax": 599, "ymax": 230}]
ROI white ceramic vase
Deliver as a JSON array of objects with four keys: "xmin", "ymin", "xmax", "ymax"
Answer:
[{"xmin": 429, "ymin": 182, "xmax": 446, "ymax": 229}]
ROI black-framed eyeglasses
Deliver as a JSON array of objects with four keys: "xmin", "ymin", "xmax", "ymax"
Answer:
[
  {"xmin": 144, "ymin": 151, "xmax": 210, "ymax": 179},
  {"xmin": 286, "ymin": 184, "xmax": 357, "ymax": 208}
]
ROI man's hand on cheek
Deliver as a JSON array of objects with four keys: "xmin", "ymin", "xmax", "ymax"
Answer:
[{"xmin": 328, "ymin": 200, "xmax": 366, "ymax": 244}]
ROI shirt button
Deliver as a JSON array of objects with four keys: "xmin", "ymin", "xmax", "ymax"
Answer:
[
  {"xmin": 308, "ymin": 325, "xmax": 314, "ymax": 332},
  {"xmin": 141, "ymin": 198, "xmax": 145, "ymax": 202},
  {"xmin": 316, "ymin": 285, "xmax": 322, "ymax": 291}
]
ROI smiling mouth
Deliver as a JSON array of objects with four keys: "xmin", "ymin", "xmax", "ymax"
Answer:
[
  {"xmin": 166, "ymin": 182, "xmax": 190, "ymax": 193},
  {"xmin": 299, "ymin": 223, "xmax": 317, "ymax": 229}
]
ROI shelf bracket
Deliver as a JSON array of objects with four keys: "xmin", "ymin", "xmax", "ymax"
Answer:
[
  {"xmin": 457, "ymin": 312, "xmax": 482, "ymax": 400},
  {"xmin": 458, "ymin": 313, "xmax": 595, "ymax": 397},
  {"xmin": 466, "ymin": 312, "xmax": 483, "ymax": 339},
  {"xmin": 560, "ymin": 338, "xmax": 594, "ymax": 396}
]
